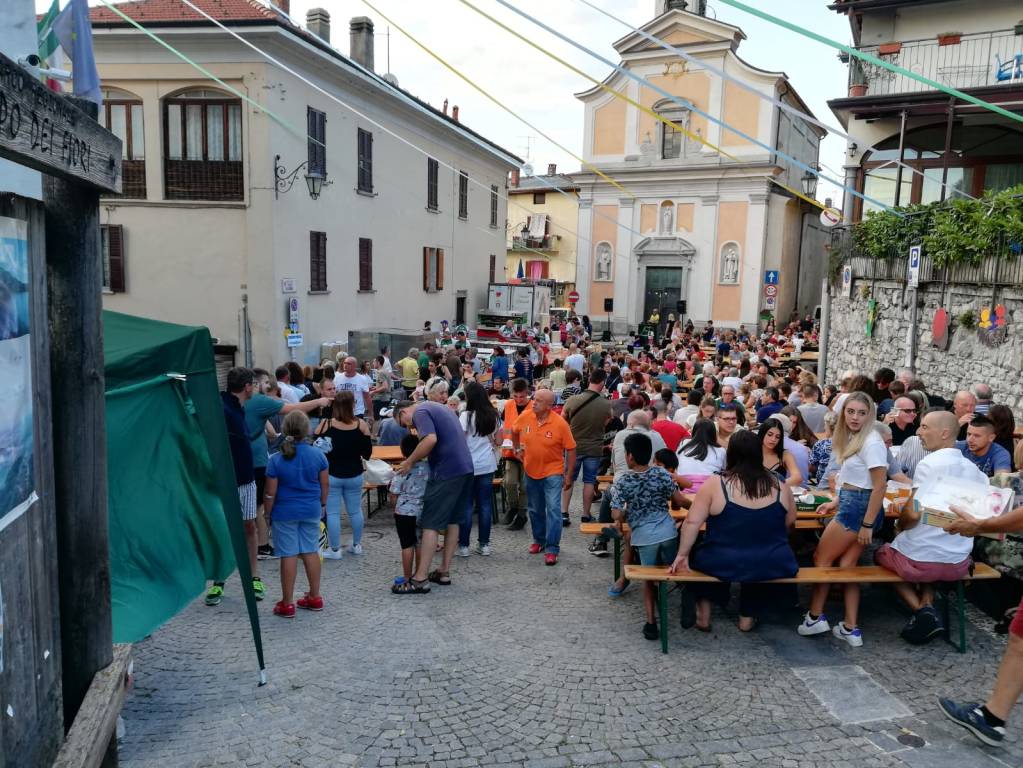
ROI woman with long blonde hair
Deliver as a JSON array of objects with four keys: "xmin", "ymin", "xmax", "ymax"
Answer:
[{"xmin": 797, "ymin": 392, "xmax": 887, "ymax": 647}]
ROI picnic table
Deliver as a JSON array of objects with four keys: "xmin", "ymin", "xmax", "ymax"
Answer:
[{"xmin": 371, "ymin": 445, "xmax": 404, "ymax": 463}]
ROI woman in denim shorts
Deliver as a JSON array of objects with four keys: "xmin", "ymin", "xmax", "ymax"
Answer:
[{"xmin": 797, "ymin": 392, "xmax": 887, "ymax": 647}]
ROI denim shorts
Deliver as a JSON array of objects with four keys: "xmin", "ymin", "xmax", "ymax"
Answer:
[
  {"xmin": 635, "ymin": 537, "xmax": 680, "ymax": 567},
  {"xmin": 272, "ymin": 519, "xmax": 320, "ymax": 557},
  {"xmin": 835, "ymin": 487, "xmax": 883, "ymax": 533},
  {"xmin": 573, "ymin": 455, "xmax": 602, "ymax": 485}
]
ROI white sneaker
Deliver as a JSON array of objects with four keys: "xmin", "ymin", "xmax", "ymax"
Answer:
[
  {"xmin": 833, "ymin": 622, "xmax": 864, "ymax": 647},
  {"xmin": 322, "ymin": 548, "xmax": 343, "ymax": 560},
  {"xmin": 797, "ymin": 612, "xmax": 831, "ymax": 636},
  {"xmin": 457, "ymin": 546, "xmax": 471, "ymax": 558},
  {"xmin": 347, "ymin": 544, "xmax": 364, "ymax": 555},
  {"xmin": 475, "ymin": 543, "xmax": 492, "ymax": 556}
]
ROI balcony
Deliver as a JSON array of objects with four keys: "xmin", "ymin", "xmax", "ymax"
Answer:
[
  {"xmin": 510, "ymin": 235, "xmax": 558, "ymax": 252},
  {"xmin": 848, "ymin": 29, "xmax": 1023, "ymax": 98}
]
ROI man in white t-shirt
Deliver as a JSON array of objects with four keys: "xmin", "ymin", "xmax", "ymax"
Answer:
[
  {"xmin": 274, "ymin": 364, "xmax": 303, "ymax": 404},
  {"xmin": 874, "ymin": 410, "xmax": 986, "ymax": 644},
  {"xmin": 335, "ymin": 356, "xmax": 373, "ymax": 420},
  {"xmin": 564, "ymin": 344, "xmax": 586, "ymax": 375}
]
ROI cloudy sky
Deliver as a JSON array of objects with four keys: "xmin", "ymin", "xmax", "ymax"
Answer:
[{"xmin": 39, "ymin": 0, "xmax": 855, "ymax": 204}]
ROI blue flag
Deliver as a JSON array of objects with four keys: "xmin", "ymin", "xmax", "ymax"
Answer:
[
  {"xmin": 516, "ymin": 259, "xmax": 524, "ymax": 279},
  {"xmin": 53, "ymin": 0, "xmax": 101, "ymax": 105}
]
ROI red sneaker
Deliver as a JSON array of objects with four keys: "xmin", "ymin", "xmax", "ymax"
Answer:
[
  {"xmin": 528, "ymin": 543, "xmax": 543, "ymax": 555},
  {"xmin": 297, "ymin": 595, "xmax": 323, "ymax": 611},
  {"xmin": 273, "ymin": 601, "xmax": 295, "ymax": 618},
  {"xmin": 545, "ymin": 554, "xmax": 558, "ymax": 566}
]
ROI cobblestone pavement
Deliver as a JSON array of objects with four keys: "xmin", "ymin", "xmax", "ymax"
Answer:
[{"xmin": 120, "ymin": 495, "xmax": 1021, "ymax": 768}]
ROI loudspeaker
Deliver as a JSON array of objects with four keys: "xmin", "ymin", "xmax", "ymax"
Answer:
[
  {"xmin": 601, "ymin": 330, "xmax": 611, "ymax": 342},
  {"xmin": 676, "ymin": 300, "xmax": 687, "ymax": 315},
  {"xmin": 603, "ymin": 298, "xmax": 614, "ymax": 312}
]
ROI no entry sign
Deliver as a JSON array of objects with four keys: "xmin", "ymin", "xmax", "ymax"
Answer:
[{"xmin": 567, "ymin": 291, "xmax": 580, "ymax": 304}]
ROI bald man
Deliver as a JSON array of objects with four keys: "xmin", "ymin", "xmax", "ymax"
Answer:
[
  {"xmin": 874, "ymin": 410, "xmax": 988, "ymax": 644},
  {"xmin": 512, "ymin": 388, "xmax": 576, "ymax": 566}
]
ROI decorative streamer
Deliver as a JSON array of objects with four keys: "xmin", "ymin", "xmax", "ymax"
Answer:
[
  {"xmin": 715, "ymin": 0, "xmax": 1023, "ymax": 126},
  {"xmin": 479, "ymin": 0, "xmax": 900, "ymax": 215},
  {"xmin": 573, "ymin": 0, "xmax": 977, "ymax": 202}
]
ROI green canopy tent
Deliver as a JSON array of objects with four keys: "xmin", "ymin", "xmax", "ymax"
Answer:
[{"xmin": 103, "ymin": 310, "xmax": 264, "ymax": 680}]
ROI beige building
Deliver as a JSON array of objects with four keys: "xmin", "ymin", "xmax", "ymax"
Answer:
[
  {"xmin": 573, "ymin": 1, "xmax": 827, "ymax": 331},
  {"xmin": 828, "ymin": 0, "xmax": 1023, "ymax": 220},
  {"xmin": 89, "ymin": 0, "xmax": 518, "ymax": 367},
  {"xmin": 505, "ymin": 165, "xmax": 578, "ymax": 303}
]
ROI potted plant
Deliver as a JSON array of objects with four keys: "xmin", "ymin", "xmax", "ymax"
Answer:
[{"xmin": 849, "ymin": 59, "xmax": 868, "ymax": 97}]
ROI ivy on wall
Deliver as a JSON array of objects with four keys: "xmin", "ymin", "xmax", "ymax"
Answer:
[{"xmin": 846, "ymin": 184, "xmax": 1023, "ymax": 268}]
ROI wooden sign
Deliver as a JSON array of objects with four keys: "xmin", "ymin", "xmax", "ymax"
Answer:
[{"xmin": 0, "ymin": 51, "xmax": 121, "ymax": 193}]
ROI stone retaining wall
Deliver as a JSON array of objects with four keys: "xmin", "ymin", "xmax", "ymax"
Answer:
[{"xmin": 825, "ymin": 278, "xmax": 1023, "ymax": 412}]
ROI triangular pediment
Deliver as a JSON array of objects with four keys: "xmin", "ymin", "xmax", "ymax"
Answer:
[
  {"xmin": 614, "ymin": 9, "xmax": 744, "ymax": 56},
  {"xmin": 635, "ymin": 236, "xmax": 696, "ymax": 256}
]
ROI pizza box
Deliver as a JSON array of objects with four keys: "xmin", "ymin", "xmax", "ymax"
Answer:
[{"xmin": 914, "ymin": 478, "xmax": 1014, "ymax": 541}]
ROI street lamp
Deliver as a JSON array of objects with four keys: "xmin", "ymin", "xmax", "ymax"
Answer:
[
  {"xmin": 274, "ymin": 154, "xmax": 331, "ymax": 200},
  {"xmin": 801, "ymin": 167, "xmax": 819, "ymax": 199}
]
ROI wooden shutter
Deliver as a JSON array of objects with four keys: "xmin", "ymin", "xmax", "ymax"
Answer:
[
  {"xmin": 358, "ymin": 238, "xmax": 372, "ymax": 291},
  {"xmin": 427, "ymin": 158, "xmax": 438, "ymax": 210},
  {"xmin": 106, "ymin": 224, "xmax": 125, "ymax": 292},
  {"xmin": 436, "ymin": 248, "xmax": 444, "ymax": 290},
  {"xmin": 310, "ymin": 231, "xmax": 327, "ymax": 291},
  {"xmin": 307, "ymin": 107, "xmax": 326, "ymax": 175},
  {"xmin": 358, "ymin": 129, "xmax": 373, "ymax": 191},
  {"xmin": 458, "ymin": 171, "xmax": 468, "ymax": 218},
  {"xmin": 490, "ymin": 185, "xmax": 498, "ymax": 227},
  {"xmin": 423, "ymin": 247, "xmax": 430, "ymax": 291},
  {"xmin": 489, "ymin": 254, "xmax": 496, "ymax": 284}
]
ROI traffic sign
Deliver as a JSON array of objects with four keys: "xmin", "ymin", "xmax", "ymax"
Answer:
[
  {"xmin": 286, "ymin": 333, "xmax": 303, "ymax": 348},
  {"xmin": 819, "ymin": 207, "xmax": 842, "ymax": 228},
  {"xmin": 908, "ymin": 244, "xmax": 921, "ymax": 288},
  {"xmin": 567, "ymin": 290, "xmax": 580, "ymax": 304},
  {"xmin": 765, "ymin": 296, "xmax": 777, "ymax": 309},
  {"xmin": 763, "ymin": 284, "xmax": 778, "ymax": 298},
  {"xmin": 764, "ymin": 270, "xmax": 779, "ymax": 285}
]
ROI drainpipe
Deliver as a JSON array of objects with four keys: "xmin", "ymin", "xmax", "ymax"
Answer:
[{"xmin": 818, "ymin": 277, "xmax": 831, "ymax": 381}]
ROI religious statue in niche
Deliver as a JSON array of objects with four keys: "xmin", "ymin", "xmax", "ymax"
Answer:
[
  {"xmin": 594, "ymin": 243, "xmax": 613, "ymax": 282},
  {"xmin": 660, "ymin": 205, "xmax": 673, "ymax": 235},
  {"xmin": 720, "ymin": 243, "xmax": 739, "ymax": 284}
]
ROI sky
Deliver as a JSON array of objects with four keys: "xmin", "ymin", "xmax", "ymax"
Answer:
[{"xmin": 36, "ymin": 0, "xmax": 854, "ymax": 204}]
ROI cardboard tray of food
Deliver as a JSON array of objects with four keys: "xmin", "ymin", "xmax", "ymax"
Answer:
[{"xmin": 914, "ymin": 478, "xmax": 1014, "ymax": 541}]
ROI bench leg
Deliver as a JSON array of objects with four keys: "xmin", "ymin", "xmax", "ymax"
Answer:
[
  {"xmin": 659, "ymin": 581, "xmax": 668, "ymax": 654},
  {"xmin": 613, "ymin": 539, "xmax": 621, "ymax": 582},
  {"xmin": 940, "ymin": 583, "xmax": 968, "ymax": 654},
  {"xmin": 956, "ymin": 581, "xmax": 967, "ymax": 654}
]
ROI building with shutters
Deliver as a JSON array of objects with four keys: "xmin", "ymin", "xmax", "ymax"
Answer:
[
  {"xmin": 88, "ymin": 0, "xmax": 518, "ymax": 366},
  {"xmin": 571, "ymin": 0, "xmax": 827, "ymax": 331}
]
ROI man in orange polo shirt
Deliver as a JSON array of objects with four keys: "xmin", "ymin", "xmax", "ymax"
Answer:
[{"xmin": 512, "ymin": 388, "xmax": 576, "ymax": 566}]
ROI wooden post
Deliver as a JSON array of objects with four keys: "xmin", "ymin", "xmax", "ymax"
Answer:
[{"xmin": 43, "ymin": 97, "xmax": 113, "ymax": 733}]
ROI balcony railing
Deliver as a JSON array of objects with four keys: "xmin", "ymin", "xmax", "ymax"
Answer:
[
  {"xmin": 850, "ymin": 29, "xmax": 1023, "ymax": 98},
  {"xmin": 510, "ymin": 235, "xmax": 557, "ymax": 252}
]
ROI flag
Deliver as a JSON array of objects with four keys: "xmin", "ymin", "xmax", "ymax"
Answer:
[
  {"xmin": 516, "ymin": 259, "xmax": 524, "ymax": 279},
  {"xmin": 37, "ymin": 0, "xmax": 62, "ymax": 60},
  {"xmin": 53, "ymin": 0, "xmax": 102, "ymax": 105}
]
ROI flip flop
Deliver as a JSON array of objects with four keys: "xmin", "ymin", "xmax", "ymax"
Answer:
[{"xmin": 428, "ymin": 570, "xmax": 452, "ymax": 586}]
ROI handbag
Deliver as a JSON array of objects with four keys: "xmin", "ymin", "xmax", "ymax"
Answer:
[{"xmin": 363, "ymin": 457, "xmax": 395, "ymax": 485}]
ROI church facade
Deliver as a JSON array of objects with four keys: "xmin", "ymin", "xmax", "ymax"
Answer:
[{"xmin": 572, "ymin": 2, "xmax": 826, "ymax": 331}]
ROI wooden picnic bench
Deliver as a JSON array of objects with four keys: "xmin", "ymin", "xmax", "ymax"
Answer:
[{"xmin": 626, "ymin": 563, "xmax": 1000, "ymax": 654}]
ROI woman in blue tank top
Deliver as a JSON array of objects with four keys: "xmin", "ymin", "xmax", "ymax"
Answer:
[{"xmin": 669, "ymin": 430, "xmax": 798, "ymax": 632}]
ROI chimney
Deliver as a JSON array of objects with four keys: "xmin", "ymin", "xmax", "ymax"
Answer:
[
  {"xmin": 547, "ymin": 163, "xmax": 557, "ymax": 176},
  {"xmin": 511, "ymin": 169, "xmax": 520, "ymax": 187},
  {"xmin": 350, "ymin": 16, "xmax": 375, "ymax": 71},
  {"xmin": 442, "ymin": 98, "xmax": 448, "ymax": 115},
  {"xmin": 306, "ymin": 8, "xmax": 330, "ymax": 43},
  {"xmin": 452, "ymin": 105, "xmax": 460, "ymax": 122},
  {"xmin": 273, "ymin": 0, "xmax": 290, "ymax": 15}
]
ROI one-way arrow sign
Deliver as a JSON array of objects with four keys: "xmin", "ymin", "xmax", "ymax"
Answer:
[{"xmin": 764, "ymin": 270, "xmax": 779, "ymax": 285}]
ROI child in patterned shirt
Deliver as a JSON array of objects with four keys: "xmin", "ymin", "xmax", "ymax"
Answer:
[{"xmin": 388, "ymin": 434, "xmax": 429, "ymax": 587}]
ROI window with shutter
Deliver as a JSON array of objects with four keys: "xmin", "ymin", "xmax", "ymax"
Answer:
[
  {"xmin": 101, "ymin": 224, "xmax": 126, "ymax": 292},
  {"xmin": 490, "ymin": 185, "xmax": 498, "ymax": 227},
  {"xmin": 307, "ymin": 107, "xmax": 326, "ymax": 176},
  {"xmin": 357, "ymin": 128, "xmax": 373, "ymax": 192},
  {"xmin": 427, "ymin": 158, "xmax": 439, "ymax": 210},
  {"xmin": 163, "ymin": 89, "xmax": 243, "ymax": 200},
  {"xmin": 489, "ymin": 254, "xmax": 496, "ymax": 283},
  {"xmin": 436, "ymin": 248, "xmax": 444, "ymax": 290},
  {"xmin": 458, "ymin": 171, "xmax": 468, "ymax": 219},
  {"xmin": 310, "ymin": 231, "xmax": 327, "ymax": 291},
  {"xmin": 358, "ymin": 238, "xmax": 373, "ymax": 291},
  {"xmin": 422, "ymin": 247, "xmax": 444, "ymax": 292}
]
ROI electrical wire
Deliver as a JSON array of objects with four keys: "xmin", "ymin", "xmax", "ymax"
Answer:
[
  {"xmin": 715, "ymin": 0, "xmax": 1023, "ymax": 126},
  {"xmin": 572, "ymin": 0, "xmax": 978, "ymax": 202}
]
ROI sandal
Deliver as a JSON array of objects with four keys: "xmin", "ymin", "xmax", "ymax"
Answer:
[
  {"xmin": 391, "ymin": 579, "xmax": 431, "ymax": 594},
  {"xmin": 428, "ymin": 570, "xmax": 452, "ymax": 586},
  {"xmin": 608, "ymin": 579, "xmax": 630, "ymax": 597}
]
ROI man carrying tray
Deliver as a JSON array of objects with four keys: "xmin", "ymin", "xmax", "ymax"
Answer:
[{"xmin": 873, "ymin": 410, "xmax": 990, "ymax": 644}]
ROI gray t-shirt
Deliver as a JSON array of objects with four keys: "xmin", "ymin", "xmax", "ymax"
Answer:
[
  {"xmin": 412, "ymin": 401, "xmax": 473, "ymax": 481},
  {"xmin": 798, "ymin": 402, "xmax": 829, "ymax": 435}
]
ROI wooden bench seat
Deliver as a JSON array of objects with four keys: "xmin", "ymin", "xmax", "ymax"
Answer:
[{"xmin": 624, "ymin": 563, "xmax": 1000, "ymax": 654}]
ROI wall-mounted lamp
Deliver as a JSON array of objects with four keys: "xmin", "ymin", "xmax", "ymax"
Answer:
[
  {"xmin": 274, "ymin": 154, "xmax": 331, "ymax": 200},
  {"xmin": 801, "ymin": 166, "xmax": 819, "ymax": 198}
]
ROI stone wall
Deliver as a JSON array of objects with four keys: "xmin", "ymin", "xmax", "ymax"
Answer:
[{"xmin": 825, "ymin": 277, "xmax": 1023, "ymax": 412}]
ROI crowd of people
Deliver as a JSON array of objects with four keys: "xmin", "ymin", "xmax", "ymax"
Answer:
[{"xmin": 214, "ymin": 312, "xmax": 1023, "ymax": 749}]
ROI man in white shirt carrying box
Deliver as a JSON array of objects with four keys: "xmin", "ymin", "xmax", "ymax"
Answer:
[{"xmin": 873, "ymin": 410, "xmax": 988, "ymax": 644}]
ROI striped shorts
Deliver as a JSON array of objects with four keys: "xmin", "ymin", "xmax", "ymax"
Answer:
[{"xmin": 238, "ymin": 481, "xmax": 257, "ymax": 521}]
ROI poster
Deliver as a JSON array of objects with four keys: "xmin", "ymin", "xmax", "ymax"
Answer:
[{"xmin": 0, "ymin": 216, "xmax": 35, "ymax": 531}]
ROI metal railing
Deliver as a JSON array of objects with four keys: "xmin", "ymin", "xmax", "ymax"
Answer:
[{"xmin": 851, "ymin": 29, "xmax": 1023, "ymax": 97}]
